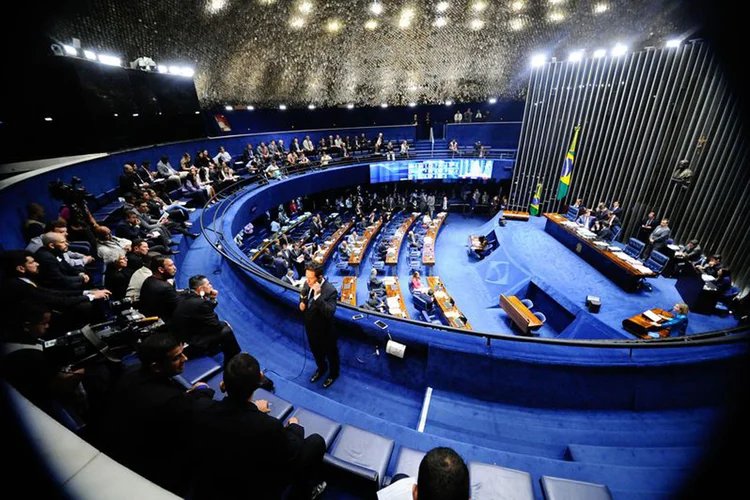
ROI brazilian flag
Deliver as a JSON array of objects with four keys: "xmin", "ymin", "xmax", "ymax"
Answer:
[
  {"xmin": 529, "ymin": 183, "xmax": 542, "ymax": 216},
  {"xmin": 557, "ymin": 125, "xmax": 581, "ymax": 200}
]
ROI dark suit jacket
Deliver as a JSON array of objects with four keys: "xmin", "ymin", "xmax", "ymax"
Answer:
[
  {"xmin": 139, "ymin": 277, "xmax": 183, "ymax": 320},
  {"xmin": 191, "ymin": 397, "xmax": 307, "ymax": 499},
  {"xmin": 273, "ymin": 257, "xmax": 288, "ymax": 278},
  {"xmin": 94, "ymin": 367, "xmax": 214, "ymax": 495},
  {"xmin": 116, "ymin": 222, "xmax": 146, "ymax": 241},
  {"xmin": 105, "ymin": 267, "xmax": 134, "ymax": 301},
  {"xmin": 170, "ymin": 293, "xmax": 224, "ymax": 349},
  {"xmin": 299, "ymin": 280, "xmax": 337, "ymax": 335},
  {"xmin": 34, "ymin": 247, "xmax": 85, "ymax": 290},
  {"xmin": 0, "ymin": 277, "xmax": 89, "ymax": 314}
]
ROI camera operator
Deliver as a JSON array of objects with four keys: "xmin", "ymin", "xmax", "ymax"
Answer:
[
  {"xmin": 51, "ymin": 177, "xmax": 101, "ymax": 250},
  {"xmin": 0, "ymin": 251, "xmax": 111, "ymax": 334},
  {"xmin": 1, "ymin": 304, "xmax": 89, "ymax": 423}
]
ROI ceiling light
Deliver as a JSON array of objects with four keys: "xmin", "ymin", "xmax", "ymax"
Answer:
[
  {"xmin": 511, "ymin": 1, "xmax": 524, "ymax": 11},
  {"xmin": 279, "ymin": 104, "xmax": 287, "ymax": 110},
  {"xmin": 44, "ymin": 117, "xmax": 53, "ymax": 122},
  {"xmin": 611, "ymin": 43, "xmax": 628, "ymax": 57},
  {"xmin": 169, "ymin": 66, "xmax": 181, "ymax": 74},
  {"xmin": 225, "ymin": 105, "xmax": 233, "ymax": 111},
  {"xmin": 308, "ymin": 104, "xmax": 316, "ymax": 110},
  {"xmin": 399, "ymin": 8, "xmax": 415, "ymax": 28},
  {"xmin": 444, "ymin": 100, "xmax": 453, "ymax": 106},
  {"xmin": 157, "ymin": 65, "xmax": 168, "ymax": 73},
  {"xmin": 489, "ymin": 97, "xmax": 497, "ymax": 104},
  {"xmin": 181, "ymin": 67, "xmax": 195, "ymax": 78},
  {"xmin": 347, "ymin": 103, "xmax": 354, "ymax": 109},
  {"xmin": 666, "ymin": 39, "xmax": 681, "ymax": 48},
  {"xmin": 247, "ymin": 105, "xmax": 254, "ymax": 110},
  {"xmin": 531, "ymin": 54, "xmax": 546, "ymax": 67},
  {"xmin": 549, "ymin": 11, "xmax": 565, "ymax": 22},
  {"xmin": 434, "ymin": 17, "xmax": 447, "ymax": 28},
  {"xmin": 370, "ymin": 2, "xmax": 383, "ymax": 15},
  {"xmin": 298, "ymin": 1, "xmax": 313, "ymax": 14},
  {"xmin": 436, "ymin": 2, "xmax": 449, "ymax": 12},
  {"xmin": 399, "ymin": 17, "xmax": 411, "ymax": 28},
  {"xmin": 472, "ymin": 1, "xmax": 487, "ymax": 12},
  {"xmin": 290, "ymin": 17, "xmax": 305, "ymax": 28},
  {"xmin": 548, "ymin": 0, "xmax": 563, "ymax": 4},
  {"xmin": 114, "ymin": 113, "xmax": 119, "ymax": 117},
  {"xmin": 408, "ymin": 102, "xmax": 417, "ymax": 107},
  {"xmin": 470, "ymin": 19, "xmax": 484, "ymax": 30},
  {"xmin": 380, "ymin": 103, "xmax": 388, "ymax": 108},
  {"xmin": 326, "ymin": 20, "xmax": 342, "ymax": 32},
  {"xmin": 63, "ymin": 45, "xmax": 77, "ymax": 56},
  {"xmin": 568, "ymin": 50, "xmax": 584, "ymax": 62},
  {"xmin": 195, "ymin": 111, "xmax": 200, "ymax": 114},
  {"xmin": 83, "ymin": 50, "xmax": 97, "ymax": 60},
  {"xmin": 509, "ymin": 18, "xmax": 525, "ymax": 30},
  {"xmin": 593, "ymin": 49, "xmax": 607, "ymax": 58},
  {"xmin": 594, "ymin": 2, "xmax": 608, "ymax": 13},
  {"xmin": 132, "ymin": 113, "xmax": 139, "ymax": 117},
  {"xmin": 365, "ymin": 19, "xmax": 378, "ymax": 30},
  {"xmin": 98, "ymin": 54, "xmax": 121, "ymax": 67}
]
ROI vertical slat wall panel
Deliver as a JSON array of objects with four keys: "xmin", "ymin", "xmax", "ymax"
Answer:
[{"xmin": 510, "ymin": 42, "xmax": 750, "ymax": 289}]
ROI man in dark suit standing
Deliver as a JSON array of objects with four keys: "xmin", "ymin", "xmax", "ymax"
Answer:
[
  {"xmin": 92, "ymin": 333, "xmax": 214, "ymax": 496},
  {"xmin": 170, "ymin": 275, "xmax": 241, "ymax": 366},
  {"xmin": 299, "ymin": 264, "xmax": 339, "ymax": 388},
  {"xmin": 638, "ymin": 210, "xmax": 657, "ymax": 242},
  {"xmin": 191, "ymin": 353, "xmax": 327, "ymax": 500},
  {"xmin": 138, "ymin": 255, "xmax": 183, "ymax": 321}
]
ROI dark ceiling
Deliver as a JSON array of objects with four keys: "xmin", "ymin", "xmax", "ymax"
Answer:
[{"xmin": 43, "ymin": 1, "xmax": 699, "ymax": 108}]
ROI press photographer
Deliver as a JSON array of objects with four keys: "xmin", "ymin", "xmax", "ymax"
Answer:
[{"xmin": 49, "ymin": 176, "xmax": 101, "ymax": 249}]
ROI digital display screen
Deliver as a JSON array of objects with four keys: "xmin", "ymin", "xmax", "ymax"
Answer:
[{"xmin": 369, "ymin": 159, "xmax": 495, "ymax": 183}]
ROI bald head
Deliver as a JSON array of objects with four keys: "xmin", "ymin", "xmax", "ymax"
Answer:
[{"xmin": 42, "ymin": 232, "xmax": 68, "ymax": 253}]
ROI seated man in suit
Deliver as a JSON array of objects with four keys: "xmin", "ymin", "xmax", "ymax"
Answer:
[
  {"xmin": 697, "ymin": 254, "xmax": 722, "ymax": 278},
  {"xmin": 575, "ymin": 209, "xmax": 596, "ymax": 230},
  {"xmin": 191, "ymin": 353, "xmax": 326, "ymax": 500},
  {"xmin": 34, "ymin": 232, "xmax": 90, "ymax": 290},
  {"xmin": 408, "ymin": 230, "xmax": 423, "ymax": 249},
  {"xmin": 369, "ymin": 268, "xmax": 386, "ymax": 294},
  {"xmin": 138, "ymin": 255, "xmax": 184, "ymax": 321},
  {"xmin": 378, "ymin": 446, "xmax": 469, "ymax": 499},
  {"xmin": 273, "ymin": 251, "xmax": 288, "ymax": 279},
  {"xmin": 674, "ymin": 239, "xmax": 703, "ymax": 275},
  {"xmin": 361, "ymin": 290, "xmax": 386, "ymax": 313},
  {"xmin": 92, "ymin": 333, "xmax": 215, "ymax": 496},
  {"xmin": 338, "ymin": 240, "xmax": 351, "ymax": 260},
  {"xmin": 170, "ymin": 275, "xmax": 242, "ymax": 367},
  {"xmin": 116, "ymin": 210, "xmax": 174, "ymax": 255}
]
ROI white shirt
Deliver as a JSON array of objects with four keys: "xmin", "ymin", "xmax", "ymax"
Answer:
[
  {"xmin": 271, "ymin": 220, "xmax": 281, "ymax": 232},
  {"xmin": 213, "ymin": 151, "xmax": 232, "ymax": 164},
  {"xmin": 126, "ymin": 267, "xmax": 152, "ymax": 300},
  {"xmin": 454, "ymin": 112, "xmax": 462, "ymax": 122}
]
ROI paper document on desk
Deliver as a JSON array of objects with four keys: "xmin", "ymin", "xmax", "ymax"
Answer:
[
  {"xmin": 386, "ymin": 297, "xmax": 401, "ymax": 309},
  {"xmin": 634, "ymin": 265, "xmax": 652, "ymax": 273},
  {"xmin": 643, "ymin": 310, "xmax": 662, "ymax": 322},
  {"xmin": 377, "ymin": 477, "xmax": 417, "ymax": 500},
  {"xmin": 434, "ymin": 291, "xmax": 448, "ymax": 300},
  {"xmin": 445, "ymin": 310, "xmax": 459, "ymax": 319},
  {"xmin": 383, "ymin": 277, "xmax": 396, "ymax": 285}
]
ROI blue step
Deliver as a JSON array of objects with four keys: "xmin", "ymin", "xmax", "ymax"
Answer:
[{"xmin": 567, "ymin": 444, "xmax": 704, "ymax": 468}]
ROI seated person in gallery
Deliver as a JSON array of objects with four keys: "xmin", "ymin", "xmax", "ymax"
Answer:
[
  {"xmin": 696, "ymin": 254, "xmax": 722, "ymax": 278},
  {"xmin": 338, "ymin": 240, "xmax": 351, "ymax": 259},
  {"xmin": 360, "ymin": 291, "xmax": 386, "ymax": 313},
  {"xmin": 473, "ymin": 236, "xmax": 491, "ymax": 259},
  {"xmin": 575, "ymin": 209, "xmax": 596, "ymax": 230},
  {"xmin": 648, "ymin": 303, "xmax": 689, "ymax": 338},
  {"xmin": 410, "ymin": 271, "xmax": 428, "ymax": 293}
]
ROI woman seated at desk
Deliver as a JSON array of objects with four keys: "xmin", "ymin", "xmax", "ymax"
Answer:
[
  {"xmin": 410, "ymin": 271, "xmax": 429, "ymax": 294},
  {"xmin": 650, "ymin": 303, "xmax": 689, "ymax": 337}
]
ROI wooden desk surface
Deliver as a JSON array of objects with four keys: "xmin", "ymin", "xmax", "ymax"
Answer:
[
  {"xmin": 313, "ymin": 220, "xmax": 354, "ymax": 266},
  {"xmin": 382, "ymin": 276, "xmax": 409, "ymax": 319},
  {"xmin": 426, "ymin": 276, "xmax": 472, "ymax": 330},
  {"xmin": 504, "ymin": 210, "xmax": 530, "ymax": 221},
  {"xmin": 500, "ymin": 294, "xmax": 543, "ymax": 335},
  {"xmin": 340, "ymin": 276, "xmax": 357, "ymax": 306},
  {"xmin": 349, "ymin": 218, "xmax": 383, "ymax": 265},
  {"xmin": 385, "ymin": 212, "xmax": 419, "ymax": 265},
  {"xmin": 422, "ymin": 212, "xmax": 447, "ymax": 265},
  {"xmin": 250, "ymin": 213, "xmax": 311, "ymax": 261},
  {"xmin": 544, "ymin": 213, "xmax": 656, "ymax": 278},
  {"xmin": 622, "ymin": 308, "xmax": 674, "ymax": 338}
]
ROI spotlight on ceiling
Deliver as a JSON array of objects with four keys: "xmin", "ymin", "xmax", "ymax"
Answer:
[
  {"xmin": 247, "ymin": 105, "xmax": 255, "ymax": 110},
  {"xmin": 511, "ymin": 1, "xmax": 524, "ymax": 11},
  {"xmin": 279, "ymin": 104, "xmax": 287, "ymax": 110},
  {"xmin": 157, "ymin": 65, "xmax": 168, "ymax": 73},
  {"xmin": 326, "ymin": 20, "xmax": 342, "ymax": 32},
  {"xmin": 470, "ymin": 19, "xmax": 484, "ymax": 30},
  {"xmin": 399, "ymin": 9, "xmax": 414, "ymax": 28},
  {"xmin": 531, "ymin": 54, "xmax": 546, "ymax": 68},
  {"xmin": 665, "ymin": 38, "xmax": 681, "ymax": 48},
  {"xmin": 408, "ymin": 102, "xmax": 417, "ymax": 107},
  {"xmin": 380, "ymin": 103, "xmax": 388, "ymax": 108},
  {"xmin": 195, "ymin": 111, "xmax": 200, "ymax": 114},
  {"xmin": 593, "ymin": 49, "xmax": 606, "ymax": 58},
  {"xmin": 290, "ymin": 17, "xmax": 305, "ymax": 29},
  {"xmin": 181, "ymin": 67, "xmax": 195, "ymax": 78},
  {"xmin": 132, "ymin": 113, "xmax": 139, "ymax": 117},
  {"xmin": 169, "ymin": 66, "xmax": 181, "ymax": 75},
  {"xmin": 298, "ymin": 1, "xmax": 313, "ymax": 14},
  {"xmin": 436, "ymin": 2, "xmax": 449, "ymax": 12},
  {"xmin": 208, "ymin": 0, "xmax": 226, "ymax": 13},
  {"xmin": 548, "ymin": 11, "xmax": 565, "ymax": 22},
  {"xmin": 444, "ymin": 100, "xmax": 453, "ymax": 106},
  {"xmin": 611, "ymin": 43, "xmax": 628, "ymax": 57},
  {"xmin": 509, "ymin": 18, "xmax": 525, "ymax": 31},
  {"xmin": 594, "ymin": 2, "xmax": 609, "ymax": 14},
  {"xmin": 83, "ymin": 50, "xmax": 97, "ymax": 60},
  {"xmin": 434, "ymin": 17, "xmax": 447, "ymax": 28},
  {"xmin": 347, "ymin": 103, "xmax": 355, "ymax": 109},
  {"xmin": 489, "ymin": 97, "xmax": 497, "ymax": 104},
  {"xmin": 365, "ymin": 19, "xmax": 378, "ymax": 30},
  {"xmin": 44, "ymin": 117, "xmax": 53, "ymax": 122},
  {"xmin": 225, "ymin": 105, "xmax": 233, "ymax": 111},
  {"xmin": 568, "ymin": 50, "xmax": 584, "ymax": 63},
  {"xmin": 370, "ymin": 2, "xmax": 383, "ymax": 15},
  {"xmin": 63, "ymin": 45, "xmax": 77, "ymax": 56},
  {"xmin": 308, "ymin": 104, "xmax": 316, "ymax": 110},
  {"xmin": 98, "ymin": 54, "xmax": 121, "ymax": 67},
  {"xmin": 472, "ymin": 1, "xmax": 487, "ymax": 12}
]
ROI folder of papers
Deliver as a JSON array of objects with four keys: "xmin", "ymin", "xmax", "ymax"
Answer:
[
  {"xmin": 643, "ymin": 310, "xmax": 662, "ymax": 322},
  {"xmin": 386, "ymin": 297, "xmax": 400, "ymax": 309}
]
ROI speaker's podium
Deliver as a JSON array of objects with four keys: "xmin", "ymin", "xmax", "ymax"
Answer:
[
  {"xmin": 622, "ymin": 308, "xmax": 674, "ymax": 338},
  {"xmin": 675, "ymin": 264, "xmax": 719, "ymax": 314}
]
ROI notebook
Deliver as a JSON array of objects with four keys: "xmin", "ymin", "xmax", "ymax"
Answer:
[{"xmin": 643, "ymin": 310, "xmax": 662, "ymax": 322}]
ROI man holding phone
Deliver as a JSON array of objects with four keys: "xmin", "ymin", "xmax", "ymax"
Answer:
[{"xmin": 299, "ymin": 264, "xmax": 339, "ymax": 388}]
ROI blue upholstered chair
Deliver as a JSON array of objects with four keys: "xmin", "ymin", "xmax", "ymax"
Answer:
[
  {"xmin": 285, "ymin": 408, "xmax": 341, "ymax": 448},
  {"xmin": 323, "ymin": 425, "xmax": 395, "ymax": 488},
  {"xmin": 413, "ymin": 293, "xmax": 429, "ymax": 311},
  {"xmin": 173, "ymin": 356, "xmax": 223, "ymax": 388},
  {"xmin": 540, "ymin": 476, "xmax": 613, "ymax": 500},
  {"xmin": 469, "ymin": 462, "xmax": 535, "ymax": 500},
  {"xmin": 644, "ymin": 250, "xmax": 669, "ymax": 275},
  {"xmin": 624, "ymin": 238, "xmax": 645, "ymax": 259},
  {"xmin": 391, "ymin": 447, "xmax": 426, "ymax": 479},
  {"xmin": 520, "ymin": 298, "xmax": 534, "ymax": 309},
  {"xmin": 565, "ymin": 206, "xmax": 580, "ymax": 221},
  {"xmin": 533, "ymin": 311, "xmax": 547, "ymax": 324},
  {"xmin": 605, "ymin": 225, "xmax": 621, "ymax": 242}
]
